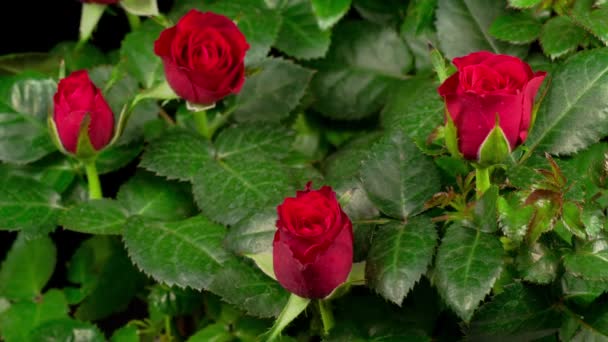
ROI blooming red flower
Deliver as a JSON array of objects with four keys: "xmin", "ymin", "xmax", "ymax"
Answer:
[
  {"xmin": 438, "ymin": 51, "xmax": 546, "ymax": 160},
  {"xmin": 53, "ymin": 70, "xmax": 114, "ymax": 153},
  {"xmin": 154, "ymin": 10, "xmax": 250, "ymax": 106},
  {"xmin": 273, "ymin": 183, "xmax": 353, "ymax": 299}
]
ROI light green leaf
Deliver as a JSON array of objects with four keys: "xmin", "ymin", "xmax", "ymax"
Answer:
[
  {"xmin": 0, "ymin": 234, "xmax": 56, "ymax": 301},
  {"xmin": 0, "ymin": 175, "xmax": 61, "ymax": 234},
  {"xmin": 507, "ymin": 0, "xmax": 542, "ymax": 8},
  {"xmin": 311, "ymin": 0, "xmax": 351, "ymax": 29},
  {"xmin": 120, "ymin": 0, "xmax": 159, "ymax": 16},
  {"xmin": 366, "ymin": 217, "xmax": 437, "ymax": 305},
  {"xmin": 233, "ymin": 58, "xmax": 314, "ymax": 122},
  {"xmin": 275, "ymin": 0, "xmax": 331, "ymax": 59},
  {"xmin": 540, "ymin": 16, "xmax": 588, "ymax": 60},
  {"xmin": 79, "ymin": 3, "xmax": 106, "ymax": 43},
  {"xmin": 436, "ymin": 0, "xmax": 526, "ymax": 59},
  {"xmin": 28, "ymin": 318, "xmax": 105, "ymax": 342},
  {"xmin": 110, "ymin": 325, "xmax": 139, "ymax": 342},
  {"xmin": 526, "ymin": 48, "xmax": 608, "ymax": 155},
  {"xmin": 187, "ymin": 323, "xmax": 233, "ymax": 342},
  {"xmin": 0, "ymin": 290, "xmax": 68, "ymax": 342},
  {"xmin": 434, "ymin": 224, "xmax": 503, "ymax": 321},
  {"xmin": 139, "ymin": 129, "xmax": 213, "ymax": 181},
  {"xmin": 59, "ymin": 199, "xmax": 128, "ymax": 235},
  {"xmin": 467, "ymin": 283, "xmax": 560, "ymax": 340},
  {"xmin": 117, "ymin": 171, "xmax": 196, "ymax": 221},
  {"xmin": 311, "ymin": 21, "xmax": 412, "ymax": 120},
  {"xmin": 489, "ymin": 12, "xmax": 542, "ymax": 44},
  {"xmin": 361, "ymin": 131, "xmax": 440, "ymax": 219},
  {"xmin": 120, "ymin": 19, "xmax": 164, "ymax": 88}
]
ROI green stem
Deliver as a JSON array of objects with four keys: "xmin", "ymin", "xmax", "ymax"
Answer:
[
  {"xmin": 126, "ymin": 12, "xmax": 141, "ymax": 31},
  {"xmin": 207, "ymin": 106, "xmax": 236, "ymax": 139},
  {"xmin": 318, "ymin": 300, "xmax": 335, "ymax": 336},
  {"xmin": 84, "ymin": 160, "xmax": 102, "ymax": 199},
  {"xmin": 266, "ymin": 294, "xmax": 310, "ymax": 341},
  {"xmin": 475, "ymin": 167, "xmax": 491, "ymax": 197},
  {"xmin": 192, "ymin": 110, "xmax": 210, "ymax": 139}
]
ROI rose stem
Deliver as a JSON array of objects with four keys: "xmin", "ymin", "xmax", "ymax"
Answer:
[
  {"xmin": 84, "ymin": 160, "xmax": 102, "ymax": 199},
  {"xmin": 207, "ymin": 106, "xmax": 237, "ymax": 139},
  {"xmin": 318, "ymin": 299, "xmax": 335, "ymax": 335},
  {"xmin": 475, "ymin": 167, "xmax": 491, "ymax": 197},
  {"xmin": 192, "ymin": 110, "xmax": 211, "ymax": 139},
  {"xmin": 126, "ymin": 12, "xmax": 141, "ymax": 31}
]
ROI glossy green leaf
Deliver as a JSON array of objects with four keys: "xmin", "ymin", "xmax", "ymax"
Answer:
[
  {"xmin": 96, "ymin": 141, "xmax": 144, "ymax": 175},
  {"xmin": 311, "ymin": 21, "xmax": 412, "ymax": 120},
  {"xmin": 0, "ymin": 153, "xmax": 75, "ymax": 194},
  {"xmin": 187, "ymin": 323, "xmax": 233, "ymax": 342},
  {"xmin": 215, "ymin": 124, "xmax": 294, "ymax": 160},
  {"xmin": 192, "ymin": 153, "xmax": 292, "ymax": 225},
  {"xmin": 516, "ymin": 242, "xmax": 559, "ymax": 284},
  {"xmin": 381, "ymin": 75, "xmax": 444, "ymax": 150},
  {"xmin": 233, "ymin": 58, "xmax": 314, "ymax": 122},
  {"xmin": 526, "ymin": 48, "xmax": 608, "ymax": 155},
  {"xmin": 0, "ymin": 175, "xmax": 62, "ymax": 233},
  {"xmin": 366, "ymin": 217, "xmax": 437, "ymax": 305},
  {"xmin": 0, "ymin": 290, "xmax": 68, "ymax": 342},
  {"xmin": 27, "ymin": 318, "xmax": 105, "ymax": 342},
  {"xmin": 436, "ymin": 0, "xmax": 526, "ymax": 59},
  {"xmin": 110, "ymin": 325, "xmax": 139, "ymax": 342},
  {"xmin": 434, "ymin": 224, "xmax": 503, "ymax": 321},
  {"xmin": 275, "ymin": 0, "xmax": 331, "ymax": 59},
  {"xmin": 120, "ymin": 19, "xmax": 164, "ymax": 88},
  {"xmin": 117, "ymin": 171, "xmax": 196, "ymax": 221},
  {"xmin": 564, "ymin": 241, "xmax": 608, "ymax": 281},
  {"xmin": 352, "ymin": 0, "xmax": 407, "ymax": 25},
  {"xmin": 467, "ymin": 283, "xmax": 560, "ymax": 340},
  {"xmin": 311, "ymin": 0, "xmax": 351, "ymax": 29},
  {"xmin": 489, "ymin": 12, "xmax": 542, "ymax": 44},
  {"xmin": 361, "ymin": 131, "xmax": 440, "ymax": 219},
  {"xmin": 561, "ymin": 272, "xmax": 608, "ymax": 306},
  {"xmin": 540, "ymin": 16, "xmax": 588, "ymax": 60},
  {"xmin": 59, "ymin": 199, "xmax": 128, "ymax": 235},
  {"xmin": 140, "ymin": 129, "xmax": 213, "ymax": 181},
  {"xmin": 225, "ymin": 207, "xmax": 276, "ymax": 255},
  {"xmin": 472, "ymin": 185, "xmax": 499, "ymax": 233},
  {"xmin": 570, "ymin": 0, "xmax": 608, "ymax": 44}
]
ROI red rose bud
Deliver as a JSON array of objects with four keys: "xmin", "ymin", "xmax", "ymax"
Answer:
[
  {"xmin": 438, "ymin": 51, "xmax": 546, "ymax": 161},
  {"xmin": 53, "ymin": 70, "xmax": 114, "ymax": 154},
  {"xmin": 154, "ymin": 10, "xmax": 250, "ymax": 106},
  {"xmin": 273, "ymin": 183, "xmax": 353, "ymax": 299}
]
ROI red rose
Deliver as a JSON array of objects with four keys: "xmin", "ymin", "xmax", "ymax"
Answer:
[
  {"xmin": 82, "ymin": 0, "xmax": 119, "ymax": 4},
  {"xmin": 273, "ymin": 183, "xmax": 353, "ymax": 299},
  {"xmin": 53, "ymin": 70, "xmax": 114, "ymax": 154},
  {"xmin": 437, "ymin": 51, "xmax": 546, "ymax": 160},
  {"xmin": 154, "ymin": 10, "xmax": 250, "ymax": 106}
]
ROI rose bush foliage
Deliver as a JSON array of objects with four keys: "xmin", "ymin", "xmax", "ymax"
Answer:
[{"xmin": 1, "ymin": 0, "xmax": 608, "ymax": 341}]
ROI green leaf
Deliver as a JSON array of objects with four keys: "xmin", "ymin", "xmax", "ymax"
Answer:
[
  {"xmin": 473, "ymin": 185, "xmax": 499, "ymax": 233},
  {"xmin": 311, "ymin": 0, "xmax": 351, "ymax": 29},
  {"xmin": 50, "ymin": 42, "xmax": 107, "ymax": 73},
  {"xmin": 0, "ymin": 290, "xmax": 69, "ymax": 342},
  {"xmin": 381, "ymin": 75, "xmax": 444, "ymax": 150},
  {"xmin": 117, "ymin": 171, "xmax": 196, "ymax": 221},
  {"xmin": 170, "ymin": 0, "xmax": 282, "ymax": 64},
  {"xmin": 73, "ymin": 237, "xmax": 145, "ymax": 321},
  {"xmin": 0, "ymin": 175, "xmax": 62, "ymax": 233},
  {"xmin": 96, "ymin": 141, "xmax": 144, "ymax": 174},
  {"xmin": 467, "ymin": 283, "xmax": 560, "ymax": 340},
  {"xmin": 0, "ymin": 76, "xmax": 56, "ymax": 122},
  {"xmin": 434, "ymin": 224, "xmax": 503, "ymax": 321},
  {"xmin": 361, "ymin": 131, "xmax": 441, "ymax": 219},
  {"xmin": 110, "ymin": 325, "xmax": 139, "ymax": 342},
  {"xmin": 120, "ymin": 19, "xmax": 164, "ymax": 88},
  {"xmin": 352, "ymin": 0, "xmax": 408, "ymax": 25},
  {"xmin": 192, "ymin": 153, "xmax": 292, "ymax": 226},
  {"xmin": 0, "ymin": 153, "xmax": 75, "ymax": 194},
  {"xmin": 59, "ymin": 199, "xmax": 128, "ymax": 235},
  {"xmin": 275, "ymin": 0, "xmax": 331, "ymax": 59},
  {"xmin": 516, "ymin": 242, "xmax": 559, "ymax": 284},
  {"xmin": 140, "ymin": 129, "xmax": 213, "ymax": 181},
  {"xmin": 366, "ymin": 217, "xmax": 438, "ymax": 305},
  {"xmin": 0, "ymin": 52, "xmax": 60, "ymax": 76},
  {"xmin": 215, "ymin": 124, "xmax": 294, "ymax": 160},
  {"xmin": 120, "ymin": 0, "xmax": 159, "ymax": 16},
  {"xmin": 27, "ymin": 318, "xmax": 105, "ymax": 342},
  {"xmin": 540, "ymin": 16, "xmax": 588, "ymax": 60},
  {"xmin": 570, "ymin": 0, "xmax": 608, "ymax": 44},
  {"xmin": 0, "ymin": 234, "xmax": 56, "ymax": 301},
  {"xmin": 507, "ymin": 0, "xmax": 542, "ymax": 8},
  {"xmin": 564, "ymin": 240, "xmax": 608, "ymax": 280},
  {"xmin": 225, "ymin": 207, "xmax": 276, "ymax": 255},
  {"xmin": 311, "ymin": 20, "xmax": 412, "ymax": 120},
  {"xmin": 561, "ymin": 272, "xmax": 608, "ymax": 306},
  {"xmin": 436, "ymin": 0, "xmax": 526, "ymax": 59},
  {"xmin": 526, "ymin": 48, "xmax": 608, "ymax": 155},
  {"xmin": 187, "ymin": 323, "xmax": 233, "ymax": 342},
  {"xmin": 489, "ymin": 12, "xmax": 542, "ymax": 44},
  {"xmin": 233, "ymin": 58, "xmax": 314, "ymax": 122},
  {"xmin": 124, "ymin": 216, "xmax": 288, "ymax": 317}
]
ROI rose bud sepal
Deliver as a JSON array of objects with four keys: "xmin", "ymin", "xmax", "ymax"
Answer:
[
  {"xmin": 477, "ymin": 115, "xmax": 511, "ymax": 168},
  {"xmin": 443, "ymin": 113, "xmax": 462, "ymax": 158},
  {"xmin": 79, "ymin": 3, "xmax": 107, "ymax": 46},
  {"xmin": 265, "ymin": 294, "xmax": 311, "ymax": 342}
]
